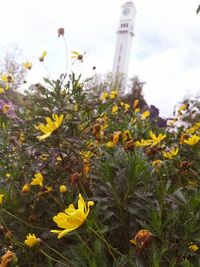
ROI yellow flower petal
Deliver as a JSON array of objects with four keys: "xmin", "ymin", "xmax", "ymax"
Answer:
[{"xmin": 51, "ymin": 194, "xmax": 94, "ymax": 238}]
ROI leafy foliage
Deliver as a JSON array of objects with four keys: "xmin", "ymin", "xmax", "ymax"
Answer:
[{"xmin": 0, "ymin": 49, "xmax": 200, "ymax": 267}]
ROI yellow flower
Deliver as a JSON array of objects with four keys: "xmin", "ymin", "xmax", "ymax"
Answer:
[
  {"xmin": 31, "ymin": 172, "xmax": 43, "ymax": 187},
  {"xmin": 133, "ymin": 99, "xmax": 139, "ymax": 110},
  {"xmin": 39, "ymin": 154, "xmax": 49, "ymax": 161},
  {"xmin": 37, "ymin": 114, "xmax": 64, "ymax": 140},
  {"xmin": 5, "ymin": 173, "xmax": 11, "ymax": 179},
  {"xmin": 100, "ymin": 91, "xmax": 108, "ymax": 101},
  {"xmin": 188, "ymin": 179, "xmax": 198, "ymax": 188},
  {"xmin": 184, "ymin": 135, "xmax": 200, "ymax": 146},
  {"xmin": 141, "ymin": 110, "xmax": 150, "ymax": 120},
  {"xmin": 46, "ymin": 186, "xmax": 53, "ymax": 192},
  {"xmin": 0, "ymin": 88, "xmax": 5, "ymax": 94},
  {"xmin": 135, "ymin": 139, "xmax": 152, "ymax": 147},
  {"xmin": 80, "ymin": 151, "xmax": 93, "ymax": 160},
  {"xmin": 152, "ymin": 160, "xmax": 162, "ymax": 168},
  {"xmin": 135, "ymin": 108, "xmax": 140, "ymax": 113},
  {"xmin": 73, "ymin": 104, "xmax": 79, "ymax": 111},
  {"xmin": 178, "ymin": 103, "xmax": 189, "ymax": 112},
  {"xmin": 39, "ymin": 51, "xmax": 47, "ymax": 62},
  {"xmin": 122, "ymin": 130, "xmax": 132, "ymax": 141},
  {"xmin": 195, "ymin": 122, "xmax": 200, "ymax": 129},
  {"xmin": 110, "ymin": 90, "xmax": 118, "ymax": 99},
  {"xmin": 23, "ymin": 62, "xmax": 32, "ymax": 70},
  {"xmin": 124, "ymin": 103, "xmax": 130, "ymax": 112},
  {"xmin": 71, "ymin": 51, "xmax": 85, "ymax": 62},
  {"xmin": 56, "ymin": 156, "xmax": 62, "ymax": 161},
  {"xmin": 24, "ymin": 233, "xmax": 39, "ymax": 248},
  {"xmin": 2, "ymin": 104, "xmax": 10, "ymax": 114},
  {"xmin": 167, "ymin": 119, "xmax": 177, "ymax": 126},
  {"xmin": 22, "ymin": 184, "xmax": 30, "ymax": 193},
  {"xmin": 112, "ymin": 105, "xmax": 118, "ymax": 114},
  {"xmin": 60, "ymin": 185, "xmax": 67, "ymax": 193},
  {"xmin": 188, "ymin": 244, "xmax": 199, "ymax": 252},
  {"xmin": 149, "ymin": 131, "xmax": 166, "ymax": 147},
  {"xmin": 0, "ymin": 194, "xmax": 4, "ymax": 204},
  {"xmin": 163, "ymin": 147, "xmax": 179, "ymax": 159},
  {"xmin": 1, "ymin": 74, "xmax": 14, "ymax": 83},
  {"xmin": 185, "ymin": 126, "xmax": 197, "ymax": 135},
  {"xmin": 106, "ymin": 131, "xmax": 121, "ymax": 148},
  {"xmin": 83, "ymin": 162, "xmax": 91, "ymax": 175},
  {"xmin": 180, "ymin": 133, "xmax": 189, "ymax": 144},
  {"xmin": 51, "ymin": 193, "xmax": 94, "ymax": 239},
  {"xmin": 19, "ymin": 133, "xmax": 25, "ymax": 143}
]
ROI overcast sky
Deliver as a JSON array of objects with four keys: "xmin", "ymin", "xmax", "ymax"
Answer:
[{"xmin": 0, "ymin": 0, "xmax": 200, "ymax": 117}]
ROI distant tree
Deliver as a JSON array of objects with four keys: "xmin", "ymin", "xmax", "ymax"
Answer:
[
  {"xmin": 0, "ymin": 45, "xmax": 27, "ymax": 90},
  {"xmin": 85, "ymin": 72, "xmax": 124, "ymax": 98},
  {"xmin": 0, "ymin": 45, "xmax": 29, "ymax": 107},
  {"xmin": 196, "ymin": 5, "xmax": 200, "ymax": 14},
  {"xmin": 123, "ymin": 76, "xmax": 166, "ymax": 127},
  {"xmin": 123, "ymin": 76, "xmax": 148, "ymax": 110}
]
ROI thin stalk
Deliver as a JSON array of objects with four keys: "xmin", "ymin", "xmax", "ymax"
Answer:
[
  {"xmin": 88, "ymin": 225, "xmax": 120, "ymax": 260},
  {"xmin": 40, "ymin": 249, "xmax": 70, "ymax": 267},
  {"xmin": 42, "ymin": 62, "xmax": 54, "ymax": 80},
  {"xmin": 2, "ymin": 208, "xmax": 48, "ymax": 231},
  {"xmin": 49, "ymin": 192, "xmax": 64, "ymax": 210},
  {"xmin": 63, "ymin": 36, "xmax": 68, "ymax": 74},
  {"xmin": 41, "ymin": 240, "xmax": 73, "ymax": 265},
  {"xmin": 75, "ymin": 231, "xmax": 94, "ymax": 256}
]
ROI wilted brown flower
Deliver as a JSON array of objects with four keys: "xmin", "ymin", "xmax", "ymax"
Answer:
[
  {"xmin": 130, "ymin": 229, "xmax": 153, "ymax": 251},
  {"xmin": 4, "ymin": 230, "xmax": 13, "ymax": 241},
  {"xmin": 124, "ymin": 140, "xmax": 135, "ymax": 151},
  {"xmin": 58, "ymin": 27, "xmax": 64, "ymax": 37},
  {"xmin": 0, "ymin": 250, "xmax": 14, "ymax": 267},
  {"xmin": 6, "ymin": 75, "xmax": 14, "ymax": 83},
  {"xmin": 92, "ymin": 123, "xmax": 101, "ymax": 136},
  {"xmin": 70, "ymin": 172, "xmax": 80, "ymax": 184},
  {"xmin": 179, "ymin": 161, "xmax": 192, "ymax": 170}
]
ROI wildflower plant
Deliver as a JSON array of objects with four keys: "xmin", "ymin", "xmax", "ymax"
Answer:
[{"xmin": 0, "ymin": 30, "xmax": 200, "ymax": 266}]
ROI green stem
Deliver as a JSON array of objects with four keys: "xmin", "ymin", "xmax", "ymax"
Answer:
[
  {"xmin": 40, "ymin": 249, "xmax": 70, "ymax": 267},
  {"xmin": 42, "ymin": 62, "xmax": 54, "ymax": 80},
  {"xmin": 88, "ymin": 225, "xmax": 122, "ymax": 260},
  {"xmin": 63, "ymin": 36, "xmax": 68, "ymax": 74},
  {"xmin": 75, "ymin": 231, "xmax": 94, "ymax": 256},
  {"xmin": 49, "ymin": 192, "xmax": 64, "ymax": 210},
  {"xmin": 1, "ymin": 208, "xmax": 48, "ymax": 231},
  {"xmin": 41, "ymin": 240, "xmax": 73, "ymax": 265}
]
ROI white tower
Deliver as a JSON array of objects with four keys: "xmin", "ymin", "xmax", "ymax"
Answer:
[{"xmin": 112, "ymin": 1, "xmax": 136, "ymax": 75}]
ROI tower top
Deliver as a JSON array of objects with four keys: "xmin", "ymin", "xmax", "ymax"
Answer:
[
  {"xmin": 123, "ymin": 1, "xmax": 134, "ymax": 6},
  {"xmin": 118, "ymin": 1, "xmax": 136, "ymax": 36},
  {"xmin": 122, "ymin": 1, "xmax": 136, "ymax": 9},
  {"xmin": 112, "ymin": 1, "xmax": 136, "ymax": 76}
]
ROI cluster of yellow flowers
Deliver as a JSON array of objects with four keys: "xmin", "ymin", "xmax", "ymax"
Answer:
[
  {"xmin": 136, "ymin": 131, "xmax": 166, "ymax": 147},
  {"xmin": 163, "ymin": 147, "xmax": 179, "ymax": 159},
  {"xmin": 0, "ymin": 74, "xmax": 14, "ymax": 94},
  {"xmin": 22, "ymin": 172, "xmax": 44, "ymax": 193},
  {"xmin": 100, "ymin": 90, "xmax": 118, "ymax": 102},
  {"xmin": 180, "ymin": 122, "xmax": 200, "ymax": 146}
]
